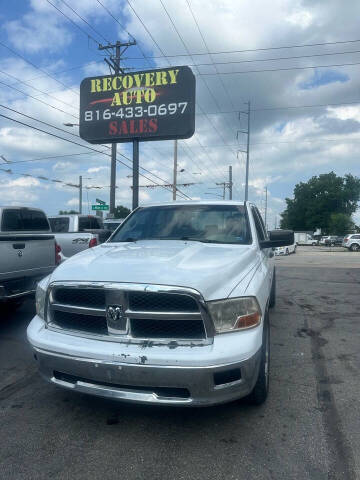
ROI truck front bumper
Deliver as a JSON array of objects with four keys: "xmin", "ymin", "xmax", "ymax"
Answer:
[{"xmin": 28, "ymin": 315, "xmax": 263, "ymax": 407}]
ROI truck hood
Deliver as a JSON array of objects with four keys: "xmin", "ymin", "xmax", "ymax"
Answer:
[{"xmin": 50, "ymin": 240, "xmax": 260, "ymax": 300}]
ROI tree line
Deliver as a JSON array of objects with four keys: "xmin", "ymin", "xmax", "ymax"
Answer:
[{"xmin": 280, "ymin": 172, "xmax": 360, "ymax": 235}]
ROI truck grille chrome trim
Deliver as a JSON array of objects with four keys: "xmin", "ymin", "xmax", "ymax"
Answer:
[
  {"xmin": 46, "ymin": 281, "xmax": 214, "ymax": 344},
  {"xmin": 51, "ymin": 303, "xmax": 106, "ymax": 316}
]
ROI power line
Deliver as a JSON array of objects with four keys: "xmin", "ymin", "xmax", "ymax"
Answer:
[
  {"xmin": 159, "ymin": 0, "xmax": 237, "ymax": 165},
  {"xmin": 125, "ymin": 0, "xmax": 228, "ymax": 186},
  {"xmin": 124, "ymin": 48, "xmax": 360, "ymax": 66},
  {"xmin": 59, "ymin": 0, "xmax": 111, "ymax": 45},
  {"xmin": 199, "ymin": 60, "xmax": 360, "ymax": 76},
  {"xmin": 95, "ymin": 0, "xmax": 135, "ymax": 41},
  {"xmin": 7, "ymin": 152, "xmax": 102, "ymax": 165},
  {"xmin": 45, "ymin": 0, "xmax": 103, "ymax": 50},
  {"xmin": 0, "ymin": 70, "xmax": 78, "ymax": 111},
  {"xmin": 117, "ymin": 37, "xmax": 360, "ymax": 59},
  {"xmin": 0, "ymin": 40, "xmax": 79, "ymax": 96},
  {"xmin": 0, "ymin": 78, "xmax": 78, "ymax": 119},
  {"xmin": 95, "ymin": 0, "xmax": 155, "ymax": 71},
  {"xmin": 0, "ymin": 110, "xmax": 190, "ymax": 199},
  {"xmin": 194, "ymin": 99, "xmax": 360, "ymax": 114}
]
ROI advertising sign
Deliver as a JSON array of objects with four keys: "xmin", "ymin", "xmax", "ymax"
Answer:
[{"xmin": 79, "ymin": 66, "xmax": 195, "ymax": 144}]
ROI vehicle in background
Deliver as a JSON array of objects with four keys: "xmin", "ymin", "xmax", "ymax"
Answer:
[
  {"xmin": 324, "ymin": 236, "xmax": 344, "ymax": 246},
  {"xmin": 103, "ymin": 218, "xmax": 124, "ymax": 232},
  {"xmin": 294, "ymin": 232, "xmax": 318, "ymax": 246},
  {"xmin": 320, "ymin": 236, "xmax": 330, "ymax": 245},
  {"xmin": 275, "ymin": 242, "xmax": 296, "ymax": 255},
  {"xmin": 28, "ymin": 201, "xmax": 294, "ymax": 407},
  {"xmin": 343, "ymin": 234, "xmax": 360, "ymax": 251},
  {"xmin": 48, "ymin": 214, "xmax": 111, "ymax": 258},
  {"xmin": 0, "ymin": 206, "xmax": 60, "ymax": 308}
]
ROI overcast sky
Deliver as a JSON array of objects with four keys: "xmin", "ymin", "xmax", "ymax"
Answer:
[{"xmin": 1, "ymin": 0, "xmax": 360, "ymax": 227}]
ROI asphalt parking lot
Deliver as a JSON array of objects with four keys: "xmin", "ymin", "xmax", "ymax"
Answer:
[{"xmin": 1, "ymin": 246, "xmax": 360, "ymax": 480}]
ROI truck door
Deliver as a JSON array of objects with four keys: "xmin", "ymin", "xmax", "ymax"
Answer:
[{"xmin": 251, "ymin": 206, "xmax": 273, "ymax": 295}]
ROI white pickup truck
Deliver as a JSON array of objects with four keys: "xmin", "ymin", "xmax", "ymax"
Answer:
[
  {"xmin": 48, "ymin": 214, "xmax": 111, "ymax": 257},
  {"xmin": 0, "ymin": 206, "xmax": 60, "ymax": 308},
  {"xmin": 27, "ymin": 201, "xmax": 293, "ymax": 407}
]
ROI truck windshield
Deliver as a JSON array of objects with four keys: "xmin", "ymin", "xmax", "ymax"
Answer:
[{"xmin": 110, "ymin": 205, "xmax": 251, "ymax": 244}]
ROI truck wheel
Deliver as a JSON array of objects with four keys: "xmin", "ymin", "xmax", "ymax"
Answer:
[
  {"xmin": 246, "ymin": 316, "xmax": 270, "ymax": 406},
  {"xmin": 269, "ymin": 270, "xmax": 276, "ymax": 308},
  {"xmin": 350, "ymin": 243, "xmax": 360, "ymax": 252},
  {"xmin": 312, "ymin": 242, "xmax": 316, "ymax": 246},
  {"xmin": 285, "ymin": 248, "xmax": 289, "ymax": 255}
]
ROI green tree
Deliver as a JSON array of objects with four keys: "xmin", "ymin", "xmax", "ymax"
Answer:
[
  {"xmin": 58, "ymin": 210, "xmax": 78, "ymax": 214},
  {"xmin": 114, "ymin": 205, "xmax": 131, "ymax": 219},
  {"xmin": 280, "ymin": 172, "xmax": 360, "ymax": 233},
  {"xmin": 328, "ymin": 213, "xmax": 354, "ymax": 235}
]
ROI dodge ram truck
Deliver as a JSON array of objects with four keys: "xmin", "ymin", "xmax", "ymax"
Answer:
[
  {"xmin": 0, "ymin": 206, "xmax": 60, "ymax": 308},
  {"xmin": 27, "ymin": 201, "xmax": 293, "ymax": 406}
]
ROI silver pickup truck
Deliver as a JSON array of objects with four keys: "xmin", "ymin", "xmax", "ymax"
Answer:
[
  {"xmin": 0, "ymin": 206, "xmax": 59, "ymax": 307},
  {"xmin": 48, "ymin": 214, "xmax": 111, "ymax": 257},
  {"xmin": 28, "ymin": 201, "xmax": 293, "ymax": 407}
]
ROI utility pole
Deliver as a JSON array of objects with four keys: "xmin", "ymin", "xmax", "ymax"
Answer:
[
  {"xmin": 99, "ymin": 40, "xmax": 136, "ymax": 212},
  {"xmin": 264, "ymin": 186, "xmax": 268, "ymax": 230},
  {"xmin": 245, "ymin": 101, "xmax": 250, "ymax": 202},
  {"xmin": 79, "ymin": 175, "xmax": 82, "ymax": 214},
  {"xmin": 237, "ymin": 101, "xmax": 250, "ymax": 202},
  {"xmin": 229, "ymin": 166, "xmax": 233, "ymax": 200},
  {"xmin": 173, "ymin": 139, "xmax": 178, "ymax": 201}
]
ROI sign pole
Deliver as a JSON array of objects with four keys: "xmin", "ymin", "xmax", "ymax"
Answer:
[
  {"xmin": 173, "ymin": 139, "xmax": 178, "ymax": 201},
  {"xmin": 109, "ymin": 42, "xmax": 121, "ymax": 215},
  {"xmin": 79, "ymin": 175, "xmax": 82, "ymax": 214},
  {"xmin": 132, "ymin": 139, "xmax": 139, "ymax": 210}
]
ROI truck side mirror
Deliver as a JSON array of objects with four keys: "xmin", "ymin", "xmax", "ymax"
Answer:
[{"xmin": 259, "ymin": 230, "xmax": 294, "ymax": 249}]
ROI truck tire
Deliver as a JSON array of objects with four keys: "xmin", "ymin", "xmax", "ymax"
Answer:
[
  {"xmin": 269, "ymin": 270, "xmax": 276, "ymax": 308},
  {"xmin": 350, "ymin": 243, "xmax": 360, "ymax": 252},
  {"xmin": 285, "ymin": 248, "xmax": 289, "ymax": 255},
  {"xmin": 246, "ymin": 315, "xmax": 270, "ymax": 406}
]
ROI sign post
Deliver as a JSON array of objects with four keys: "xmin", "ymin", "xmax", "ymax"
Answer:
[{"xmin": 79, "ymin": 66, "xmax": 196, "ymax": 209}]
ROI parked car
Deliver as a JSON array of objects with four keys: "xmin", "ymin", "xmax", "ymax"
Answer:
[
  {"xmin": 0, "ymin": 206, "xmax": 60, "ymax": 308},
  {"xmin": 28, "ymin": 201, "xmax": 294, "ymax": 407},
  {"xmin": 275, "ymin": 242, "xmax": 296, "ymax": 255},
  {"xmin": 319, "ymin": 236, "xmax": 330, "ymax": 245},
  {"xmin": 343, "ymin": 234, "xmax": 360, "ymax": 251},
  {"xmin": 48, "ymin": 214, "xmax": 111, "ymax": 257},
  {"xmin": 324, "ymin": 236, "xmax": 343, "ymax": 246},
  {"xmin": 103, "ymin": 218, "xmax": 124, "ymax": 232}
]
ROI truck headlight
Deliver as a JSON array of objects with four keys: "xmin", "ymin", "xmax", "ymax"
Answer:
[
  {"xmin": 36, "ymin": 275, "xmax": 51, "ymax": 320},
  {"xmin": 207, "ymin": 297, "xmax": 261, "ymax": 333}
]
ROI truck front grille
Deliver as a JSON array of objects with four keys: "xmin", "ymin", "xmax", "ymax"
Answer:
[
  {"xmin": 52, "ymin": 310, "xmax": 107, "ymax": 335},
  {"xmin": 48, "ymin": 284, "xmax": 209, "ymax": 342},
  {"xmin": 130, "ymin": 318, "xmax": 206, "ymax": 339}
]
